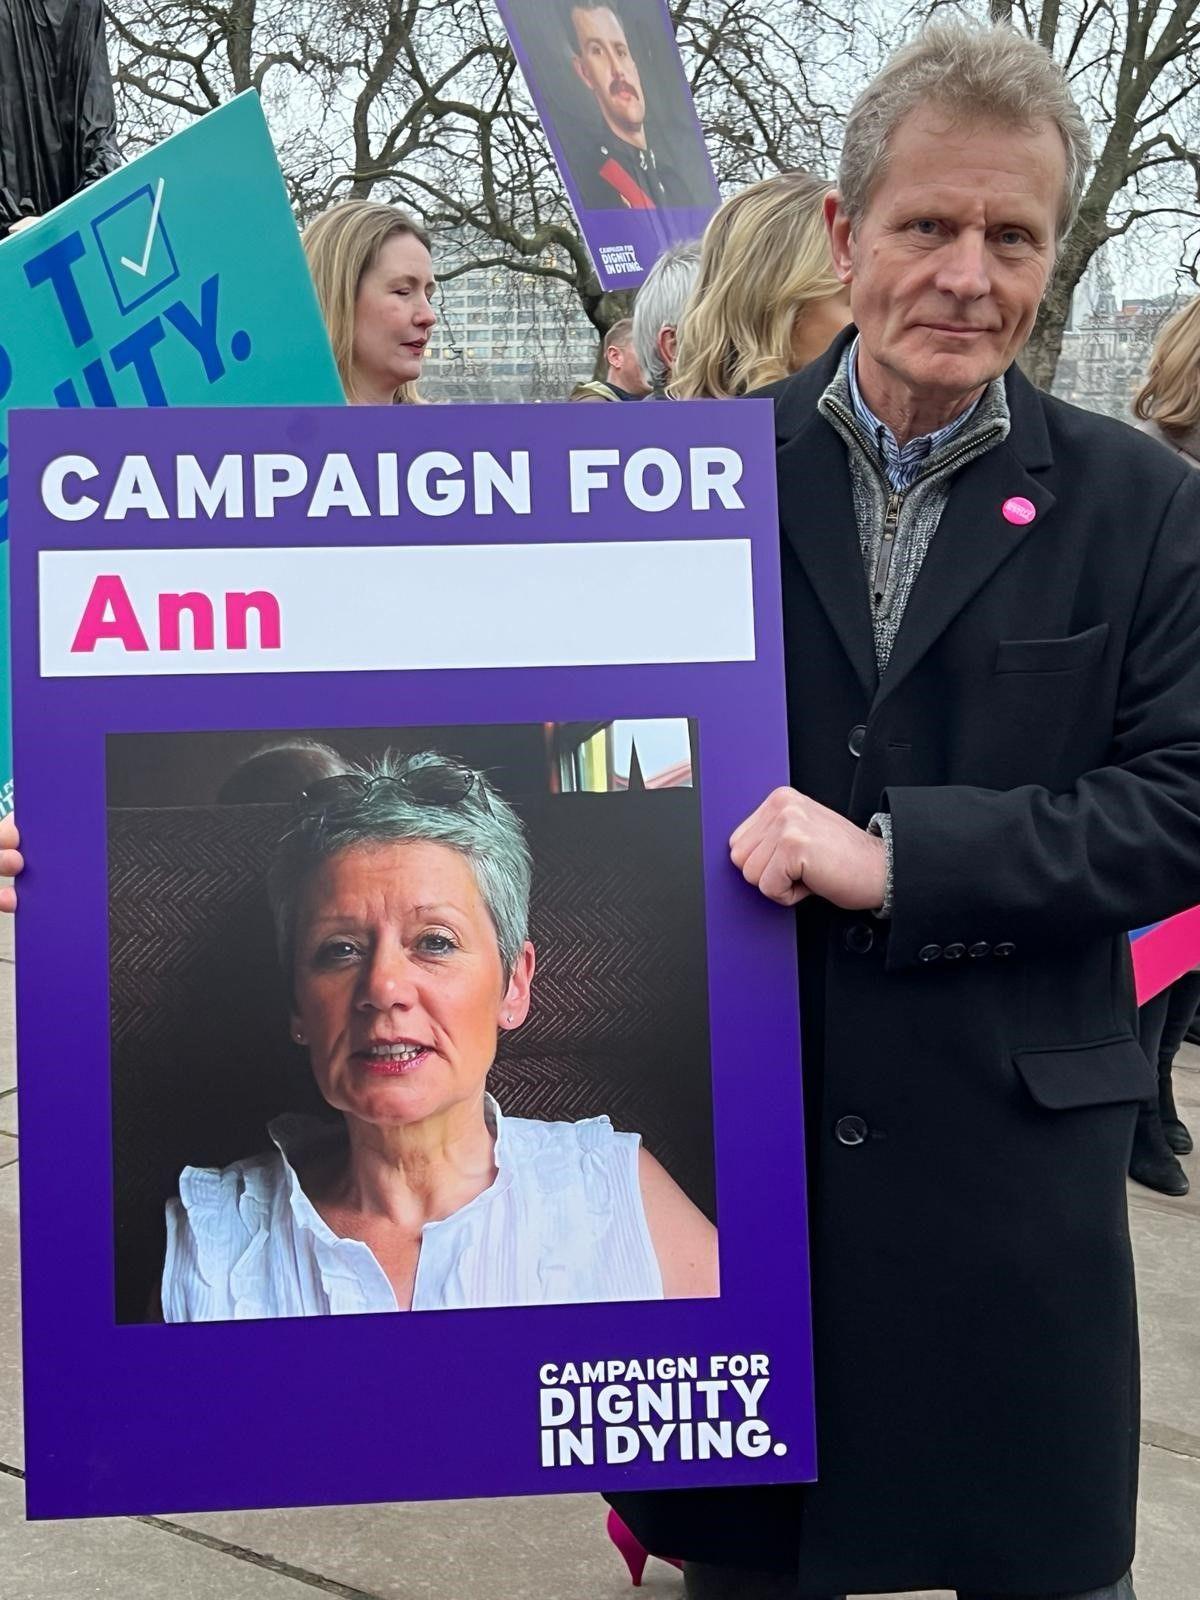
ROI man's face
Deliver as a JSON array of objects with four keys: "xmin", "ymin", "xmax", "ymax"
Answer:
[
  {"xmin": 571, "ymin": 6, "xmax": 646, "ymax": 141},
  {"xmin": 827, "ymin": 107, "xmax": 1065, "ymax": 417}
]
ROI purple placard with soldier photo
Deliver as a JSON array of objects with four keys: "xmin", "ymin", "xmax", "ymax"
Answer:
[
  {"xmin": 496, "ymin": 0, "xmax": 720, "ymax": 289},
  {"xmin": 11, "ymin": 399, "xmax": 813, "ymax": 1518}
]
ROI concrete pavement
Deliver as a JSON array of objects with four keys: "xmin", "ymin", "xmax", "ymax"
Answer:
[{"xmin": 0, "ymin": 914, "xmax": 1196, "ymax": 1598}]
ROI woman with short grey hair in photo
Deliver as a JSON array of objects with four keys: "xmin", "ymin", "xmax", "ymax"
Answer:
[{"xmin": 161, "ymin": 751, "xmax": 717, "ymax": 1319}]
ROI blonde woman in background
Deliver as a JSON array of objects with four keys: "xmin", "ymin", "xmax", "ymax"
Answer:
[
  {"xmin": 1134, "ymin": 294, "xmax": 1200, "ymax": 469},
  {"xmin": 669, "ymin": 171, "xmax": 850, "ymax": 400},
  {"xmin": 302, "ymin": 200, "xmax": 437, "ymax": 405}
]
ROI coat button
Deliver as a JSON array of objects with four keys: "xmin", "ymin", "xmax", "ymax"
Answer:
[
  {"xmin": 844, "ymin": 922, "xmax": 874, "ymax": 954},
  {"xmin": 918, "ymin": 943, "xmax": 942, "ymax": 962},
  {"xmin": 968, "ymin": 941, "xmax": 991, "ymax": 958},
  {"xmin": 848, "ymin": 725, "xmax": 866, "ymax": 758},
  {"xmin": 835, "ymin": 1115, "xmax": 869, "ymax": 1147},
  {"xmin": 943, "ymin": 942, "xmax": 966, "ymax": 960},
  {"xmin": 994, "ymin": 941, "xmax": 1016, "ymax": 957}
]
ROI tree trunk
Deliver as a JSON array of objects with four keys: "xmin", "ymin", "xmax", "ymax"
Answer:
[
  {"xmin": 226, "ymin": 0, "xmax": 256, "ymax": 94},
  {"xmin": 579, "ymin": 286, "xmax": 634, "ymax": 335},
  {"xmin": 1020, "ymin": 185, "xmax": 1114, "ymax": 390},
  {"xmin": 1022, "ymin": 277, "xmax": 1074, "ymax": 391}
]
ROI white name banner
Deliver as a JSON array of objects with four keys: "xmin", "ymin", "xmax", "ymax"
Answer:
[{"xmin": 39, "ymin": 539, "xmax": 755, "ymax": 678}]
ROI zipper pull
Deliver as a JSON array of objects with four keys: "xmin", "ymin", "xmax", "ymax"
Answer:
[{"xmin": 872, "ymin": 491, "xmax": 903, "ymax": 603}]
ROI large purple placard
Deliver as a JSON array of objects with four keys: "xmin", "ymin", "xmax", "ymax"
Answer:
[
  {"xmin": 496, "ymin": 0, "xmax": 719, "ymax": 289},
  {"xmin": 12, "ymin": 399, "xmax": 812, "ymax": 1518}
]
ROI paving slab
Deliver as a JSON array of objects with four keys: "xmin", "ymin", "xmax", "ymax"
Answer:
[
  {"xmin": 0, "ymin": 956, "xmax": 13, "ymax": 1095},
  {"xmin": 0, "ymin": 911, "xmax": 13, "ymax": 963},
  {"xmin": 1131, "ymin": 1199, "xmax": 1200, "ymax": 1445},
  {"xmin": 1167, "ymin": 1045, "xmax": 1200, "ymax": 1203},
  {"xmin": 170, "ymin": 1492, "xmax": 659, "ymax": 1600},
  {"xmin": 1133, "ymin": 1440, "xmax": 1200, "ymax": 1600},
  {"xmin": 0, "ymin": 1471, "xmax": 342, "ymax": 1600},
  {"xmin": 0, "ymin": 1090, "xmax": 16, "ymax": 1137},
  {"xmin": 0, "ymin": 1163, "xmax": 23, "ymax": 1470}
]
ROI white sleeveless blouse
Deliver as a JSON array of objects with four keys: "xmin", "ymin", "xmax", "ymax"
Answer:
[{"xmin": 162, "ymin": 1096, "xmax": 663, "ymax": 1320}]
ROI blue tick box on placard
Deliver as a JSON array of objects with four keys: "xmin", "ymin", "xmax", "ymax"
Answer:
[{"xmin": 92, "ymin": 180, "xmax": 180, "ymax": 316}]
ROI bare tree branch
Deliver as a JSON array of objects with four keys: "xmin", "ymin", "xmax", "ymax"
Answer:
[{"xmin": 106, "ymin": 0, "xmax": 1200, "ymax": 389}]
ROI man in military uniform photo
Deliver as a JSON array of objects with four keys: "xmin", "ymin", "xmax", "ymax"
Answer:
[{"xmin": 561, "ymin": 0, "xmax": 694, "ymax": 210}]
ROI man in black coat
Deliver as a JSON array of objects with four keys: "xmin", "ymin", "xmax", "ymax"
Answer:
[{"xmin": 611, "ymin": 22, "xmax": 1200, "ymax": 1600}]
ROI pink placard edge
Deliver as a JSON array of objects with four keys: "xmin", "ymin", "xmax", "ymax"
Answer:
[{"xmin": 1133, "ymin": 905, "xmax": 1200, "ymax": 1005}]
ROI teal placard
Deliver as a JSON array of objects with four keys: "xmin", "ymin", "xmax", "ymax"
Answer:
[{"xmin": 0, "ymin": 92, "xmax": 345, "ymax": 813}]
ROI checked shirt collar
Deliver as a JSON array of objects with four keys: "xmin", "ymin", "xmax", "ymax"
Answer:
[{"xmin": 846, "ymin": 335, "xmax": 984, "ymax": 492}]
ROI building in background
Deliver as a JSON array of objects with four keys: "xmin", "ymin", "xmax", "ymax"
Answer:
[
  {"xmin": 423, "ymin": 241, "xmax": 601, "ymax": 402},
  {"xmin": 1052, "ymin": 262, "xmax": 1185, "ymax": 420},
  {"xmin": 421, "ymin": 237, "xmax": 1192, "ymax": 417}
]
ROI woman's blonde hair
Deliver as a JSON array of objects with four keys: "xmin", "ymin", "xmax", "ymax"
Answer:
[
  {"xmin": 302, "ymin": 200, "xmax": 432, "ymax": 405},
  {"xmin": 670, "ymin": 172, "xmax": 843, "ymax": 400},
  {"xmin": 1133, "ymin": 295, "xmax": 1200, "ymax": 438}
]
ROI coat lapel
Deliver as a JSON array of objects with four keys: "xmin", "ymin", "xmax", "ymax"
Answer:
[
  {"xmin": 871, "ymin": 367, "xmax": 1057, "ymax": 713},
  {"xmin": 765, "ymin": 344, "xmax": 1058, "ymax": 711},
  {"xmin": 772, "ymin": 335, "xmax": 879, "ymax": 700},
  {"xmin": 778, "ymin": 416, "xmax": 880, "ymax": 699}
]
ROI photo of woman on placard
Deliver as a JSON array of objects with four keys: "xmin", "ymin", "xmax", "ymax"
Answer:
[{"xmin": 156, "ymin": 747, "xmax": 718, "ymax": 1320}]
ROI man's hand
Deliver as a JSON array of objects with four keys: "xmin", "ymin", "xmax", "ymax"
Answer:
[
  {"xmin": 0, "ymin": 815, "xmax": 23, "ymax": 913},
  {"xmin": 730, "ymin": 787, "xmax": 887, "ymax": 911}
]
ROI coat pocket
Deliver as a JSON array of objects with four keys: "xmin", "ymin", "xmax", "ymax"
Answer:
[
  {"xmin": 1013, "ymin": 1034, "xmax": 1154, "ymax": 1110},
  {"xmin": 994, "ymin": 622, "xmax": 1110, "ymax": 675}
]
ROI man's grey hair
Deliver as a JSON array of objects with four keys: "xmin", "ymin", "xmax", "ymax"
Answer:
[
  {"xmin": 839, "ymin": 22, "xmax": 1091, "ymax": 243},
  {"xmin": 633, "ymin": 240, "xmax": 702, "ymax": 394},
  {"xmin": 267, "ymin": 750, "xmax": 532, "ymax": 985}
]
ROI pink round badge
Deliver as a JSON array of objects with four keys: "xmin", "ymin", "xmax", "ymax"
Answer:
[{"xmin": 1002, "ymin": 496, "xmax": 1037, "ymax": 526}]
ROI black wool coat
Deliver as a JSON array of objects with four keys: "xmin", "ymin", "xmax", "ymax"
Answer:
[{"xmin": 610, "ymin": 329, "xmax": 1200, "ymax": 1596}]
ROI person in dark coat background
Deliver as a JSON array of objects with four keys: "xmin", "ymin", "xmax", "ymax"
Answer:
[
  {"xmin": 0, "ymin": 0, "xmax": 121, "ymax": 238},
  {"xmin": 1127, "ymin": 295, "xmax": 1200, "ymax": 1196},
  {"xmin": 610, "ymin": 21, "xmax": 1200, "ymax": 1600}
]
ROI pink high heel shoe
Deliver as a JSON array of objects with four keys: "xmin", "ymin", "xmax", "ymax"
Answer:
[{"xmin": 606, "ymin": 1508, "xmax": 684, "ymax": 1586}]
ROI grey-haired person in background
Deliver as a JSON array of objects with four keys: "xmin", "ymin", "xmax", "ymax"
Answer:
[{"xmin": 632, "ymin": 239, "xmax": 702, "ymax": 397}]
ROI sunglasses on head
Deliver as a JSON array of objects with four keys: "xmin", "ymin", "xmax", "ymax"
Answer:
[{"xmin": 297, "ymin": 762, "xmax": 487, "ymax": 817}]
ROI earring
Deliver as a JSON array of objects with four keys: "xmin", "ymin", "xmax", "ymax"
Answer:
[
  {"xmin": 505, "ymin": 1014, "xmax": 514, "ymax": 1024},
  {"xmin": 294, "ymin": 1030, "xmax": 305, "ymax": 1044}
]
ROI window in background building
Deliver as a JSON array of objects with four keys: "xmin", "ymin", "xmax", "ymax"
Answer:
[{"xmin": 551, "ymin": 718, "xmax": 695, "ymax": 793}]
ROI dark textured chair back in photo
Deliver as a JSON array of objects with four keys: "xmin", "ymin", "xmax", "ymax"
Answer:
[{"xmin": 107, "ymin": 791, "xmax": 714, "ymax": 1321}]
